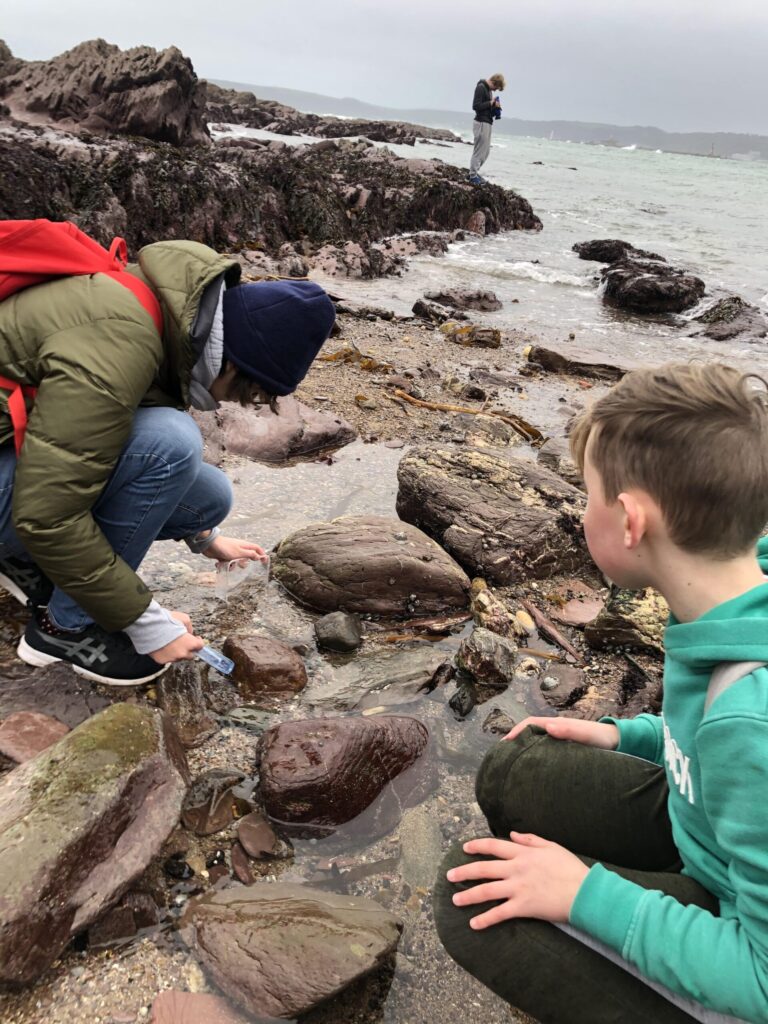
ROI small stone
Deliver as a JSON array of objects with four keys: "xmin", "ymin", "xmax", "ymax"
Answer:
[
  {"xmin": 181, "ymin": 770, "xmax": 245, "ymax": 836},
  {"xmin": 314, "ymin": 611, "xmax": 363, "ymax": 653},
  {"xmin": 0, "ymin": 711, "xmax": 69, "ymax": 763},
  {"xmin": 222, "ymin": 637, "xmax": 308, "ymax": 701},
  {"xmin": 482, "ymin": 708, "xmax": 516, "ymax": 735},
  {"xmin": 237, "ymin": 811, "xmax": 292, "ymax": 860},
  {"xmin": 540, "ymin": 676, "xmax": 560, "ymax": 692},
  {"xmin": 231, "ymin": 842, "xmax": 254, "ymax": 885}
]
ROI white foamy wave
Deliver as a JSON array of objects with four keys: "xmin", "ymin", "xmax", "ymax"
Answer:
[{"xmin": 503, "ymin": 261, "xmax": 594, "ymax": 288}]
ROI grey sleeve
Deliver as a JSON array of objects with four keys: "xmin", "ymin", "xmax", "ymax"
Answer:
[{"xmin": 124, "ymin": 599, "xmax": 188, "ymax": 655}]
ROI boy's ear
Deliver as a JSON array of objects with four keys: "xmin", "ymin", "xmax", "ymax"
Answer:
[{"xmin": 617, "ymin": 492, "xmax": 647, "ymax": 549}]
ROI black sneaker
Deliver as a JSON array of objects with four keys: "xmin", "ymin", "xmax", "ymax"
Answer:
[
  {"xmin": 17, "ymin": 611, "xmax": 168, "ymax": 687},
  {"xmin": 0, "ymin": 555, "xmax": 54, "ymax": 608}
]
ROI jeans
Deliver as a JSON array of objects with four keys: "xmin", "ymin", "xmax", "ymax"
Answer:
[
  {"xmin": 0, "ymin": 407, "xmax": 232, "ymax": 630},
  {"xmin": 434, "ymin": 727, "xmax": 725, "ymax": 1024}
]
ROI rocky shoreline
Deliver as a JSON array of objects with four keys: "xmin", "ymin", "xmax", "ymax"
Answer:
[{"xmin": 0, "ymin": 34, "xmax": 718, "ymax": 1024}]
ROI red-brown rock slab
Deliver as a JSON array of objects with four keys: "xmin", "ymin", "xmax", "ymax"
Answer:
[
  {"xmin": 222, "ymin": 636, "xmax": 308, "ymax": 701},
  {"xmin": 0, "ymin": 710, "xmax": 69, "ymax": 763},
  {"xmin": 150, "ymin": 990, "xmax": 252, "ymax": 1024}
]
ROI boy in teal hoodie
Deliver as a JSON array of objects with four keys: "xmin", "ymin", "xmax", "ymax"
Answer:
[{"xmin": 434, "ymin": 363, "xmax": 768, "ymax": 1023}]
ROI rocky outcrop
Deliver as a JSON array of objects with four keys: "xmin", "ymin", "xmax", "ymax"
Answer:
[
  {"xmin": 184, "ymin": 885, "xmax": 402, "ymax": 1019},
  {"xmin": 396, "ymin": 446, "xmax": 590, "ymax": 583},
  {"xmin": 206, "ymin": 81, "xmax": 460, "ymax": 146},
  {"xmin": 601, "ymin": 258, "xmax": 705, "ymax": 314},
  {"xmin": 273, "ymin": 515, "xmax": 470, "ymax": 618},
  {"xmin": 425, "ymin": 288, "xmax": 502, "ymax": 311},
  {"xmin": 573, "ymin": 239, "xmax": 665, "ymax": 264},
  {"xmin": 0, "ymin": 121, "xmax": 541, "ymax": 262},
  {"xmin": 692, "ymin": 295, "xmax": 768, "ymax": 342},
  {"xmin": 222, "ymin": 636, "xmax": 308, "ymax": 702},
  {"xmin": 258, "ymin": 715, "xmax": 429, "ymax": 832},
  {"xmin": 192, "ymin": 397, "xmax": 355, "ymax": 464},
  {"xmin": 0, "ymin": 40, "xmax": 209, "ymax": 146},
  {"xmin": 0, "ymin": 703, "xmax": 188, "ymax": 984}
]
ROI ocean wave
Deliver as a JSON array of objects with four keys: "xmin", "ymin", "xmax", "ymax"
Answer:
[{"xmin": 502, "ymin": 261, "xmax": 594, "ymax": 288}]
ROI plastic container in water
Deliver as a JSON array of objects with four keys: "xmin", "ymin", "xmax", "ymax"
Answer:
[
  {"xmin": 214, "ymin": 556, "xmax": 270, "ymax": 602},
  {"xmin": 197, "ymin": 645, "xmax": 235, "ymax": 675}
]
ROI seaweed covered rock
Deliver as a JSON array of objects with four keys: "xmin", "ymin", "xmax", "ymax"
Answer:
[
  {"xmin": 585, "ymin": 588, "xmax": 668, "ymax": 652},
  {"xmin": 396, "ymin": 446, "xmax": 590, "ymax": 583},
  {"xmin": 0, "ymin": 703, "xmax": 188, "ymax": 984},
  {"xmin": 601, "ymin": 258, "xmax": 705, "ymax": 314},
  {"xmin": 693, "ymin": 295, "xmax": 768, "ymax": 342},
  {"xmin": 184, "ymin": 885, "xmax": 402, "ymax": 1019},
  {"xmin": 272, "ymin": 515, "xmax": 470, "ymax": 617},
  {"xmin": 573, "ymin": 239, "xmax": 665, "ymax": 264}
]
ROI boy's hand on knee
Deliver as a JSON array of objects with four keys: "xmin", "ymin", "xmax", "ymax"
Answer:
[
  {"xmin": 202, "ymin": 535, "xmax": 268, "ymax": 563},
  {"xmin": 504, "ymin": 716, "xmax": 619, "ymax": 749},
  {"xmin": 446, "ymin": 832, "xmax": 589, "ymax": 928}
]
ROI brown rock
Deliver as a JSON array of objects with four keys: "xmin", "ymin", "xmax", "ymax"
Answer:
[
  {"xmin": 230, "ymin": 842, "xmax": 254, "ymax": 885},
  {"xmin": 192, "ymin": 396, "xmax": 355, "ymax": 466},
  {"xmin": 572, "ymin": 239, "xmax": 665, "ymax": 264},
  {"xmin": 156, "ymin": 661, "xmax": 218, "ymax": 749},
  {"xmin": 222, "ymin": 636, "xmax": 308, "ymax": 702},
  {"xmin": 396, "ymin": 446, "xmax": 590, "ymax": 584},
  {"xmin": 440, "ymin": 323, "xmax": 502, "ymax": 348},
  {"xmin": 0, "ymin": 661, "xmax": 111, "ymax": 728},
  {"xmin": 273, "ymin": 515, "xmax": 470, "ymax": 618},
  {"xmin": 457, "ymin": 628, "xmax": 517, "ymax": 689},
  {"xmin": 259, "ymin": 716, "xmax": 429, "ymax": 831},
  {"xmin": 537, "ymin": 437, "xmax": 583, "ymax": 489},
  {"xmin": 549, "ymin": 580, "xmax": 606, "ymax": 627},
  {"xmin": 237, "ymin": 811, "xmax": 289, "ymax": 860},
  {"xmin": 585, "ymin": 588, "xmax": 668, "ymax": 652},
  {"xmin": 0, "ymin": 704, "xmax": 188, "ymax": 984},
  {"xmin": 425, "ymin": 288, "xmax": 502, "ymax": 312},
  {"xmin": 0, "ymin": 710, "xmax": 69, "ymax": 763},
  {"xmin": 525, "ymin": 344, "xmax": 632, "ymax": 382},
  {"xmin": 151, "ymin": 990, "xmax": 251, "ymax": 1024},
  {"xmin": 183, "ymin": 885, "xmax": 402, "ymax": 1019},
  {"xmin": 601, "ymin": 258, "xmax": 705, "ymax": 315}
]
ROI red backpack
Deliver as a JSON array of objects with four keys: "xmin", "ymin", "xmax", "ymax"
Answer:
[{"xmin": 0, "ymin": 219, "xmax": 163, "ymax": 455}]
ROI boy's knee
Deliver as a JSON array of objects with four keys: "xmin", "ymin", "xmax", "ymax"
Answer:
[
  {"xmin": 433, "ymin": 844, "xmax": 474, "ymax": 947},
  {"xmin": 160, "ymin": 412, "xmax": 204, "ymax": 466},
  {"xmin": 476, "ymin": 725, "xmax": 551, "ymax": 829}
]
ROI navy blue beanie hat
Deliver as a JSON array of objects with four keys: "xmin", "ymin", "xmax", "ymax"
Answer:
[{"xmin": 222, "ymin": 280, "xmax": 336, "ymax": 396}]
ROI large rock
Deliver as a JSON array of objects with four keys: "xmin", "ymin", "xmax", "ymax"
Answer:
[
  {"xmin": 425, "ymin": 288, "xmax": 502, "ymax": 311},
  {"xmin": 222, "ymin": 636, "xmax": 308, "ymax": 702},
  {"xmin": 184, "ymin": 885, "xmax": 401, "ymax": 1019},
  {"xmin": 601, "ymin": 258, "xmax": 705, "ymax": 314},
  {"xmin": 258, "ymin": 715, "xmax": 429, "ymax": 832},
  {"xmin": 0, "ymin": 40, "xmax": 209, "ymax": 146},
  {"xmin": 0, "ymin": 703, "xmax": 188, "ymax": 984},
  {"xmin": 192, "ymin": 397, "xmax": 355, "ymax": 465},
  {"xmin": 396, "ymin": 446, "xmax": 590, "ymax": 584},
  {"xmin": 572, "ymin": 239, "xmax": 665, "ymax": 264},
  {"xmin": 584, "ymin": 588, "xmax": 668, "ymax": 652},
  {"xmin": 272, "ymin": 515, "xmax": 470, "ymax": 618},
  {"xmin": 693, "ymin": 295, "xmax": 768, "ymax": 342}
]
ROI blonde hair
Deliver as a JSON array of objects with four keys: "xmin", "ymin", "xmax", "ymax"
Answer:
[
  {"xmin": 489, "ymin": 73, "xmax": 506, "ymax": 90},
  {"xmin": 570, "ymin": 363, "xmax": 768, "ymax": 556}
]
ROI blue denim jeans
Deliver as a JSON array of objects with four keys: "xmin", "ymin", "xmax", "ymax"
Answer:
[{"xmin": 0, "ymin": 407, "xmax": 232, "ymax": 629}]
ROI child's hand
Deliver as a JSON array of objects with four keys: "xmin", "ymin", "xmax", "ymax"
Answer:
[
  {"xmin": 504, "ymin": 716, "xmax": 619, "ymax": 749},
  {"xmin": 446, "ymin": 832, "xmax": 589, "ymax": 928},
  {"xmin": 202, "ymin": 535, "xmax": 268, "ymax": 564}
]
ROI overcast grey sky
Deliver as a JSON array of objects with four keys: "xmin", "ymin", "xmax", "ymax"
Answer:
[{"xmin": 6, "ymin": 0, "xmax": 768, "ymax": 135}]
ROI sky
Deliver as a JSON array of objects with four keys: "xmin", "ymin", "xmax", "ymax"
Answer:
[{"xmin": 5, "ymin": 0, "xmax": 768, "ymax": 135}]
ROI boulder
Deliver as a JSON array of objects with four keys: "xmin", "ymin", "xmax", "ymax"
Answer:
[
  {"xmin": 396, "ymin": 446, "xmax": 590, "ymax": 584},
  {"xmin": 156, "ymin": 661, "xmax": 218, "ymax": 749},
  {"xmin": 222, "ymin": 636, "xmax": 308, "ymax": 702},
  {"xmin": 457, "ymin": 628, "xmax": 517, "ymax": 689},
  {"xmin": 0, "ymin": 40, "xmax": 209, "ymax": 146},
  {"xmin": 584, "ymin": 588, "xmax": 668, "ymax": 652},
  {"xmin": 440, "ymin": 322, "xmax": 502, "ymax": 348},
  {"xmin": 601, "ymin": 258, "xmax": 705, "ymax": 314},
  {"xmin": 525, "ymin": 344, "xmax": 631, "ymax": 382},
  {"xmin": 258, "ymin": 715, "xmax": 429, "ymax": 832},
  {"xmin": 0, "ymin": 703, "xmax": 188, "ymax": 984},
  {"xmin": 184, "ymin": 884, "xmax": 401, "ymax": 1019},
  {"xmin": 693, "ymin": 295, "xmax": 768, "ymax": 342},
  {"xmin": 425, "ymin": 288, "xmax": 502, "ymax": 311},
  {"xmin": 572, "ymin": 239, "xmax": 665, "ymax": 264},
  {"xmin": 314, "ymin": 611, "xmax": 363, "ymax": 653},
  {"xmin": 192, "ymin": 396, "xmax": 355, "ymax": 465},
  {"xmin": 272, "ymin": 515, "xmax": 470, "ymax": 618},
  {"xmin": 0, "ymin": 710, "xmax": 69, "ymax": 763}
]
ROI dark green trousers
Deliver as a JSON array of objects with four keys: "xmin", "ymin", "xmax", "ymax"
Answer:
[{"xmin": 433, "ymin": 726, "xmax": 720, "ymax": 1024}]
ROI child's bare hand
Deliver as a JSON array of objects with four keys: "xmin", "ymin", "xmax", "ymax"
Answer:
[
  {"xmin": 446, "ymin": 832, "xmax": 589, "ymax": 928},
  {"xmin": 202, "ymin": 535, "xmax": 268, "ymax": 564},
  {"xmin": 504, "ymin": 716, "xmax": 619, "ymax": 749}
]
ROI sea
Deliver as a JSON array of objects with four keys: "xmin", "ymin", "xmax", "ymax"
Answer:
[{"xmin": 212, "ymin": 122, "xmax": 768, "ymax": 373}]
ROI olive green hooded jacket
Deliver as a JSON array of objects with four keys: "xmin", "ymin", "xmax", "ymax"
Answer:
[{"xmin": 0, "ymin": 240, "xmax": 241, "ymax": 631}]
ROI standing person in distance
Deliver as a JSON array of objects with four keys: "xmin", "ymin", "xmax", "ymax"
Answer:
[{"xmin": 469, "ymin": 73, "xmax": 505, "ymax": 184}]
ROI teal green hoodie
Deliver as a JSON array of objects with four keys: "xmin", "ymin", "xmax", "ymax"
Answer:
[{"xmin": 571, "ymin": 537, "xmax": 768, "ymax": 1022}]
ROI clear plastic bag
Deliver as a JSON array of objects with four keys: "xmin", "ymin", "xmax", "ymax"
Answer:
[{"xmin": 214, "ymin": 556, "xmax": 269, "ymax": 602}]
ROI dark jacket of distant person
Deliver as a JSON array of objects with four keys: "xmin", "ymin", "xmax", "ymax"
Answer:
[{"xmin": 473, "ymin": 80, "xmax": 494, "ymax": 125}]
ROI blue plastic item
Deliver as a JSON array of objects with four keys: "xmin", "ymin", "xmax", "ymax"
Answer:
[{"xmin": 197, "ymin": 645, "xmax": 235, "ymax": 675}]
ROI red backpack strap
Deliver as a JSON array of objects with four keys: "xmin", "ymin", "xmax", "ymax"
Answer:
[
  {"xmin": 0, "ymin": 376, "xmax": 37, "ymax": 456},
  {"xmin": 101, "ymin": 270, "xmax": 164, "ymax": 335}
]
